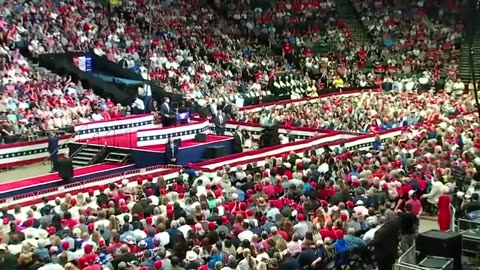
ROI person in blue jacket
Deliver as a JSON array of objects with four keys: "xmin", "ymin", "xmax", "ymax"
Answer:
[{"xmin": 333, "ymin": 230, "xmax": 349, "ymax": 266}]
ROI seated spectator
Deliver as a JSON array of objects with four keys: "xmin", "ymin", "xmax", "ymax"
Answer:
[{"xmin": 238, "ymin": 90, "xmax": 474, "ymax": 132}]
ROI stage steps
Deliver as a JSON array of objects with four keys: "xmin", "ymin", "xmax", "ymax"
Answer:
[
  {"xmin": 71, "ymin": 145, "xmax": 106, "ymax": 167},
  {"xmin": 104, "ymin": 152, "xmax": 131, "ymax": 163}
]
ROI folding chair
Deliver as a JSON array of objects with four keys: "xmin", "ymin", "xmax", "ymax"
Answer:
[
  {"xmin": 347, "ymin": 247, "xmax": 367, "ymax": 270},
  {"xmin": 326, "ymin": 252, "xmax": 349, "ymax": 270}
]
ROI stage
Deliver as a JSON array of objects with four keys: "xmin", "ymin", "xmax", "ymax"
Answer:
[
  {"xmin": 72, "ymin": 133, "xmax": 235, "ymax": 167},
  {"xmin": 0, "ymin": 163, "xmax": 135, "ymax": 198}
]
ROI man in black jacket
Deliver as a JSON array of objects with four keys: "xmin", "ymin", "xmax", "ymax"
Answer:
[
  {"xmin": 399, "ymin": 203, "xmax": 419, "ymax": 251},
  {"xmin": 233, "ymin": 127, "xmax": 243, "ymax": 153},
  {"xmin": 372, "ymin": 218, "xmax": 400, "ymax": 270}
]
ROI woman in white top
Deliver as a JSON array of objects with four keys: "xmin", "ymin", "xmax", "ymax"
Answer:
[{"xmin": 237, "ymin": 248, "xmax": 257, "ymax": 270}]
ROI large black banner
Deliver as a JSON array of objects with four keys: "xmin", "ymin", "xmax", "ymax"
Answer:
[{"xmin": 34, "ymin": 53, "xmax": 183, "ymax": 105}]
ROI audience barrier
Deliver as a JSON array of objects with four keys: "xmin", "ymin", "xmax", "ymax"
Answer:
[
  {"xmin": 136, "ymin": 120, "xmax": 210, "ymax": 147},
  {"xmin": 0, "ymin": 165, "xmax": 182, "ymax": 209},
  {"xmin": 74, "ymin": 114, "xmax": 155, "ymax": 140},
  {"xmin": 0, "ymin": 135, "xmax": 70, "ymax": 169},
  {"xmin": 239, "ymin": 88, "xmax": 380, "ymax": 113},
  {"xmin": 193, "ymin": 127, "xmax": 403, "ymax": 172}
]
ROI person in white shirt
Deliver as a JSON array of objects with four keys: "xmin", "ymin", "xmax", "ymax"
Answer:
[
  {"xmin": 91, "ymin": 110, "xmax": 103, "ymax": 121},
  {"xmin": 238, "ymin": 223, "xmax": 254, "ymax": 242},
  {"xmin": 143, "ymin": 83, "xmax": 152, "ymax": 113},
  {"xmin": 363, "ymin": 216, "xmax": 385, "ymax": 243},
  {"xmin": 453, "ymin": 79, "xmax": 465, "ymax": 97},
  {"xmin": 405, "ymin": 79, "xmax": 416, "ymax": 91},
  {"xmin": 193, "ymin": 171, "xmax": 211, "ymax": 187},
  {"xmin": 131, "ymin": 96, "xmax": 145, "ymax": 114}
]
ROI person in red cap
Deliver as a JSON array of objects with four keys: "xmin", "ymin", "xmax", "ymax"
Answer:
[
  {"xmin": 219, "ymin": 215, "xmax": 231, "ymax": 227},
  {"xmin": 293, "ymin": 213, "xmax": 309, "ymax": 239},
  {"xmin": 207, "ymin": 222, "xmax": 216, "ymax": 231},
  {"xmin": 108, "ymin": 234, "xmax": 123, "ymax": 254},
  {"xmin": 332, "ymin": 229, "xmax": 348, "ymax": 264},
  {"xmin": 77, "ymin": 244, "xmax": 98, "ymax": 269},
  {"xmin": 154, "ymin": 260, "xmax": 163, "ymax": 270}
]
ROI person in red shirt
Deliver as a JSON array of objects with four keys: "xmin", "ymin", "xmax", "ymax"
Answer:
[
  {"xmin": 77, "ymin": 244, "xmax": 97, "ymax": 269},
  {"xmin": 108, "ymin": 234, "xmax": 123, "ymax": 254},
  {"xmin": 110, "ymin": 108, "xmax": 122, "ymax": 119},
  {"xmin": 405, "ymin": 191, "xmax": 423, "ymax": 216}
]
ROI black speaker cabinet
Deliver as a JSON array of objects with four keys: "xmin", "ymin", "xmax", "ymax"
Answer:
[
  {"xmin": 205, "ymin": 146, "xmax": 226, "ymax": 159},
  {"xmin": 195, "ymin": 133, "xmax": 207, "ymax": 142},
  {"xmin": 416, "ymin": 230, "xmax": 462, "ymax": 270}
]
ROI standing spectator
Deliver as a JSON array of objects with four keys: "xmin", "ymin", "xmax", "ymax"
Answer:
[
  {"xmin": 215, "ymin": 109, "xmax": 226, "ymax": 136},
  {"xmin": 371, "ymin": 219, "xmax": 400, "ymax": 270},
  {"xmin": 398, "ymin": 203, "xmax": 419, "ymax": 251}
]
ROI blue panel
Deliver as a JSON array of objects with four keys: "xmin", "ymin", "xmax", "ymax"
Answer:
[
  {"xmin": 177, "ymin": 139, "xmax": 235, "ymax": 165},
  {"xmin": 130, "ymin": 150, "xmax": 166, "ymax": 168},
  {"xmin": 130, "ymin": 139, "xmax": 235, "ymax": 167}
]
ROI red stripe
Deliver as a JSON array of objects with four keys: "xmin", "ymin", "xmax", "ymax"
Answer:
[
  {"xmin": 0, "ymin": 168, "xmax": 177, "ymax": 209},
  {"xmin": 0, "ymin": 135, "xmax": 69, "ymax": 150},
  {"xmin": 0, "ymin": 153, "xmax": 65, "ymax": 170}
]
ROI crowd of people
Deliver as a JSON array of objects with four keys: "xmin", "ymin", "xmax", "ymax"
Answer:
[
  {"xmin": 0, "ymin": 0, "xmax": 465, "ymax": 109},
  {"xmin": 354, "ymin": 0, "xmax": 463, "ymax": 85},
  {"xmin": 0, "ymin": 47, "xmax": 128, "ymax": 143},
  {"xmin": 236, "ymin": 89, "xmax": 474, "ymax": 132},
  {"xmin": 0, "ymin": 0, "xmax": 478, "ymax": 269},
  {"xmin": 1, "ymin": 108, "xmax": 479, "ymax": 270}
]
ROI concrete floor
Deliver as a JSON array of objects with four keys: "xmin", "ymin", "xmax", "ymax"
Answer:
[
  {"xmin": 419, "ymin": 218, "xmax": 438, "ymax": 233},
  {"xmin": 0, "ymin": 162, "xmax": 52, "ymax": 183}
]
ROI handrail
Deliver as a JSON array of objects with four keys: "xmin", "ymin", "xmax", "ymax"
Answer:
[
  {"xmin": 70, "ymin": 130, "xmax": 102, "ymax": 159},
  {"xmin": 72, "ymin": 128, "xmax": 115, "ymax": 163},
  {"xmin": 450, "ymin": 203, "xmax": 456, "ymax": 232},
  {"xmin": 42, "ymin": 125, "xmax": 87, "ymax": 165}
]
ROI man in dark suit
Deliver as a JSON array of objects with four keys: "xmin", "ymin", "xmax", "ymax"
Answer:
[
  {"xmin": 233, "ymin": 127, "xmax": 243, "ymax": 153},
  {"xmin": 214, "ymin": 109, "xmax": 226, "ymax": 135},
  {"xmin": 57, "ymin": 157, "xmax": 73, "ymax": 183},
  {"xmin": 165, "ymin": 138, "xmax": 179, "ymax": 164},
  {"xmin": 160, "ymin": 97, "xmax": 173, "ymax": 127},
  {"xmin": 371, "ymin": 218, "xmax": 400, "ymax": 270},
  {"xmin": 47, "ymin": 132, "xmax": 59, "ymax": 172}
]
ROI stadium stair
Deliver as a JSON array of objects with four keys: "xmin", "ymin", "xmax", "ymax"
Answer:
[
  {"xmin": 335, "ymin": 0, "xmax": 372, "ymax": 44},
  {"xmin": 458, "ymin": 32, "xmax": 480, "ymax": 82}
]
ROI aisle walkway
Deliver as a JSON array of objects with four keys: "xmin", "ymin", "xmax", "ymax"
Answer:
[{"xmin": 0, "ymin": 163, "xmax": 51, "ymax": 183}]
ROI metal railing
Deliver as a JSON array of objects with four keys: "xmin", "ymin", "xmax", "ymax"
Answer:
[
  {"xmin": 395, "ymin": 244, "xmax": 421, "ymax": 270},
  {"xmin": 41, "ymin": 125, "xmax": 87, "ymax": 165},
  {"xmin": 450, "ymin": 203, "xmax": 456, "ymax": 232},
  {"xmin": 70, "ymin": 130, "xmax": 102, "ymax": 159}
]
